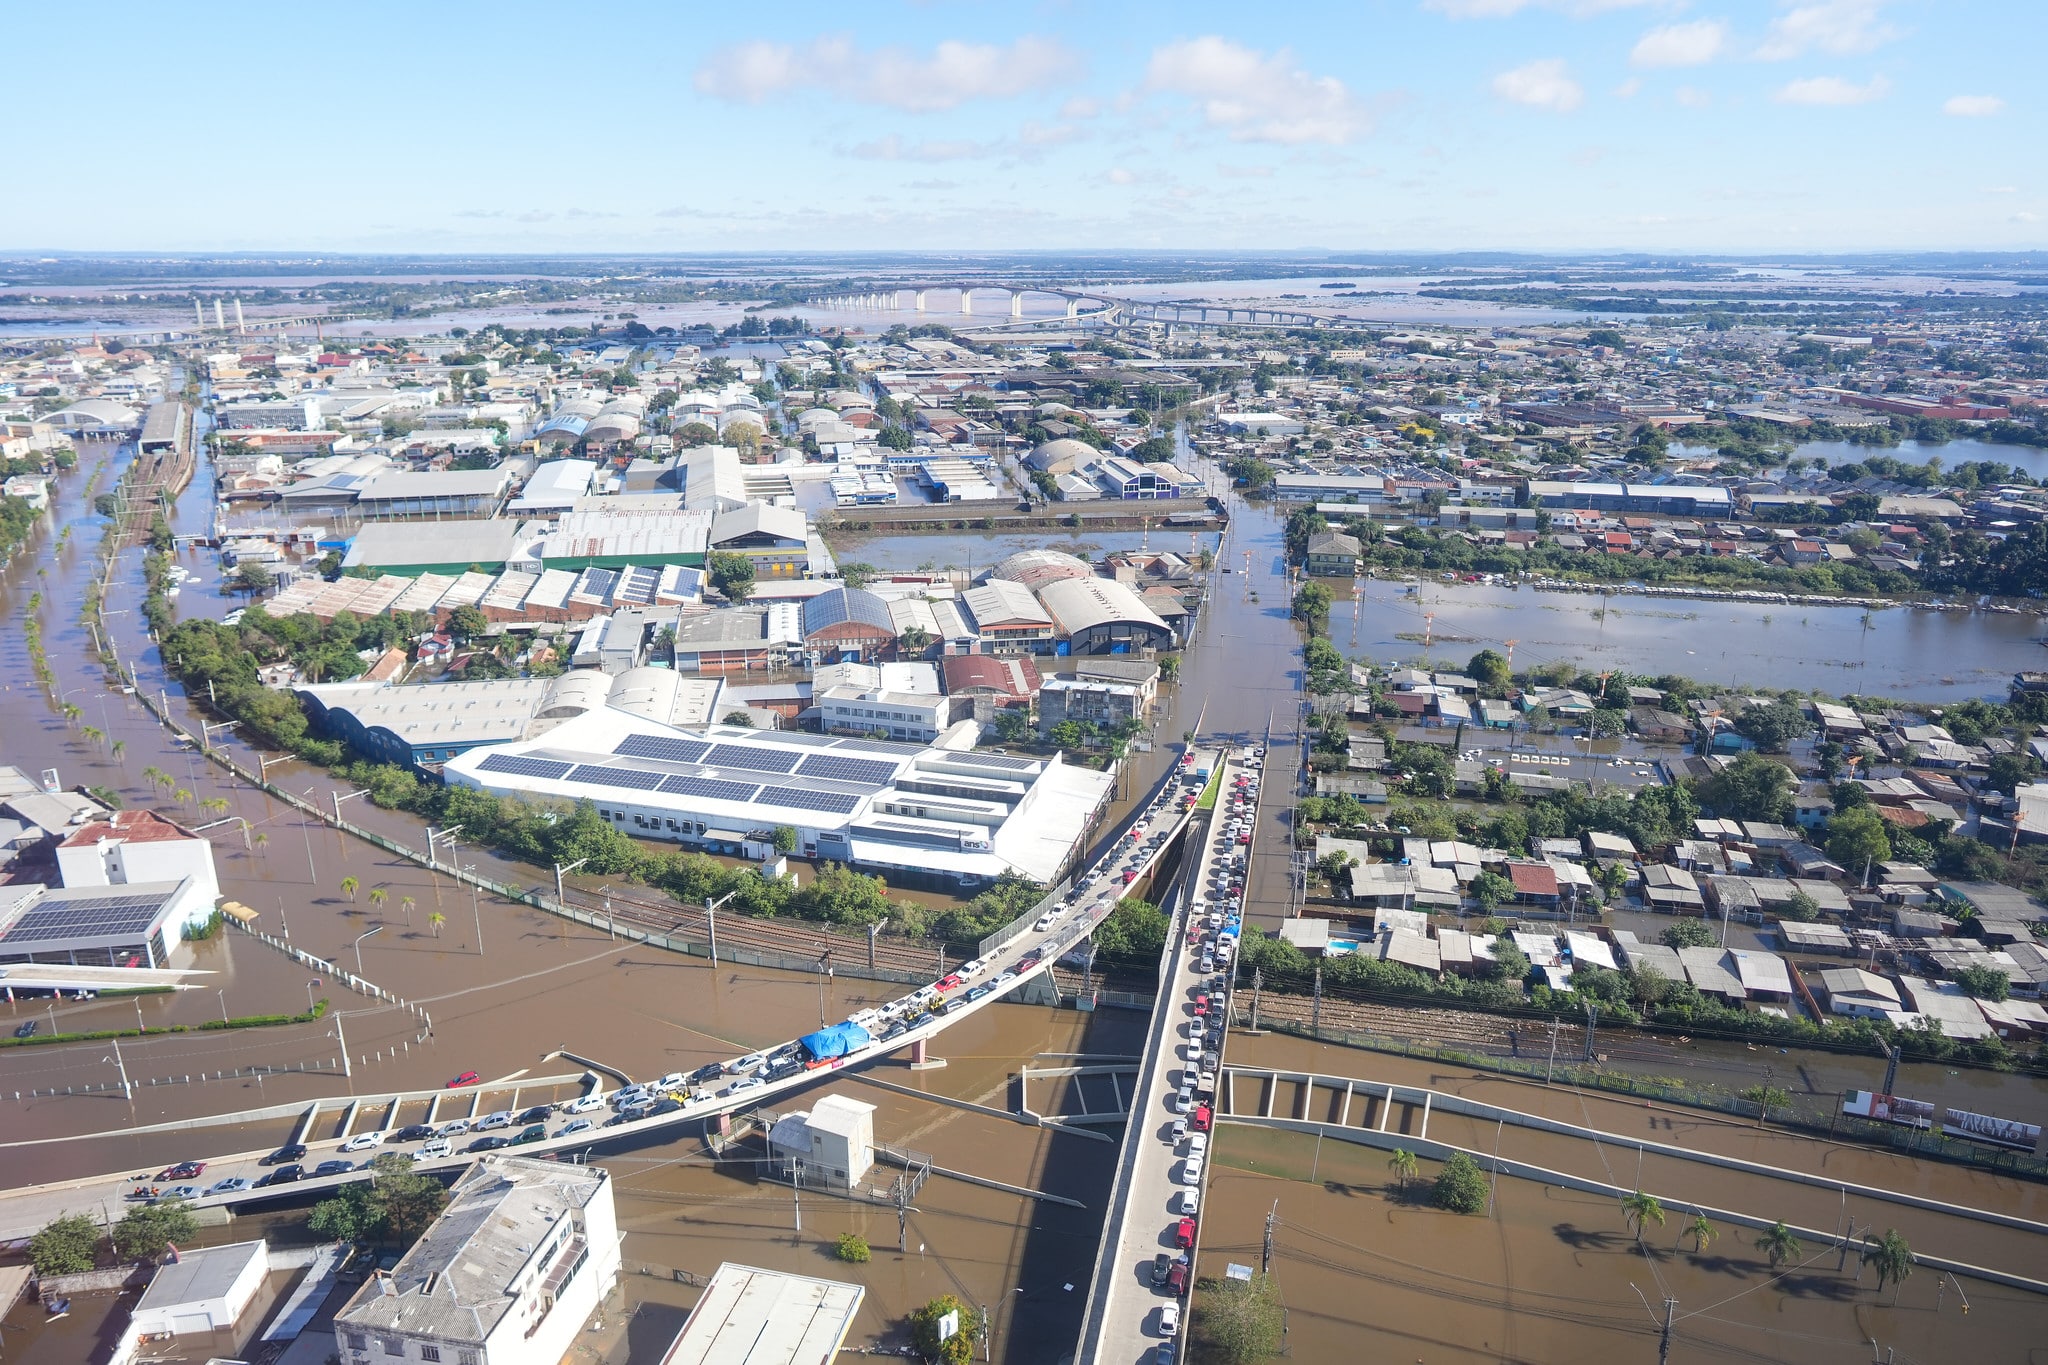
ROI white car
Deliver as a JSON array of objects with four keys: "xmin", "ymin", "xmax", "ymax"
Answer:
[
  {"xmin": 654, "ymin": 1072, "xmax": 688, "ymax": 1091},
  {"xmin": 730, "ymin": 1052, "xmax": 769, "ymax": 1074},
  {"xmin": 436, "ymin": 1117, "xmax": 473, "ymax": 1137},
  {"xmin": 1186, "ymin": 1132, "xmax": 1209, "ymax": 1157},
  {"xmin": 958, "ymin": 958, "xmax": 989, "ymax": 977},
  {"xmin": 476, "ymin": 1111, "xmax": 514, "ymax": 1131},
  {"xmin": 1181, "ymin": 1157, "xmax": 1204, "ymax": 1186},
  {"xmin": 1033, "ymin": 913, "xmax": 1058, "ymax": 932},
  {"xmin": 412, "ymin": 1139, "xmax": 453, "ymax": 1162},
  {"xmin": 565, "ymin": 1093, "xmax": 606, "ymax": 1115},
  {"xmin": 340, "ymin": 1130, "xmax": 387, "ymax": 1153},
  {"xmin": 1171, "ymin": 1117, "xmax": 1189, "ymax": 1144},
  {"xmin": 1176, "ymin": 1189, "xmax": 1199, "ymax": 1216},
  {"xmin": 1159, "ymin": 1303, "xmax": 1181, "ymax": 1337}
]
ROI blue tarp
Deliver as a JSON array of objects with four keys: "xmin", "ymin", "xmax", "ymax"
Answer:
[{"xmin": 800, "ymin": 1021, "xmax": 873, "ymax": 1060}]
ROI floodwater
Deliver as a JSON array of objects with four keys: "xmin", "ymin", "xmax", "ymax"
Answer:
[
  {"xmin": 1329, "ymin": 576, "xmax": 2047, "ymax": 700},
  {"xmin": 1791, "ymin": 436, "xmax": 2048, "ymax": 483},
  {"xmin": 1201, "ymin": 1122, "xmax": 2046, "ymax": 1365}
]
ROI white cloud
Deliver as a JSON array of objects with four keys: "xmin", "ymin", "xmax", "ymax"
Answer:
[
  {"xmin": 1106, "ymin": 167, "xmax": 1138, "ymax": 185},
  {"xmin": 1060, "ymin": 96, "xmax": 1102, "ymax": 120},
  {"xmin": 846, "ymin": 135, "xmax": 991, "ymax": 162},
  {"xmin": 1216, "ymin": 163, "xmax": 1276, "ymax": 178},
  {"xmin": 1773, "ymin": 74, "xmax": 1889, "ymax": 105},
  {"xmin": 1614, "ymin": 76, "xmax": 1642, "ymax": 98},
  {"xmin": 1943, "ymin": 94, "xmax": 2005, "ymax": 117},
  {"xmin": 1675, "ymin": 85, "xmax": 1712, "ymax": 107},
  {"xmin": 1755, "ymin": 2, "xmax": 1898, "ymax": 61},
  {"xmin": 1492, "ymin": 59, "xmax": 1584, "ymax": 112},
  {"xmin": 2014, "ymin": 211, "xmax": 2040, "ymax": 224},
  {"xmin": 694, "ymin": 33, "xmax": 1078, "ymax": 112},
  {"xmin": 1144, "ymin": 36, "xmax": 1370, "ymax": 144},
  {"xmin": 1424, "ymin": 0, "xmax": 1663, "ymax": 17},
  {"xmin": 1986, "ymin": 185, "xmax": 2018, "ymax": 195},
  {"xmin": 1632, "ymin": 20, "xmax": 1728, "ymax": 68}
]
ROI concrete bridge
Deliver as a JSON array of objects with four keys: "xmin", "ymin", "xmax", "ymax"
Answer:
[
  {"xmin": 0, "ymin": 750, "xmax": 1220, "ymax": 1241},
  {"xmin": 808, "ymin": 283, "xmax": 1120, "ymax": 326}
]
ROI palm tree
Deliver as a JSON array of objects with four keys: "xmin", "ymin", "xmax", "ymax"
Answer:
[
  {"xmin": 61, "ymin": 702, "xmax": 82, "ymax": 725},
  {"xmin": 1742, "ymin": 1084, "xmax": 1791, "ymax": 1128},
  {"xmin": 339, "ymin": 875, "xmax": 360, "ymax": 902},
  {"xmin": 428, "ymin": 912, "xmax": 446, "ymax": 939},
  {"xmin": 1755, "ymin": 1221, "xmax": 1802, "ymax": 1270},
  {"xmin": 1685, "ymin": 1213, "xmax": 1716, "ymax": 1253},
  {"xmin": 400, "ymin": 896, "xmax": 415, "ymax": 925},
  {"xmin": 110, "ymin": 740, "xmax": 125, "ymax": 762},
  {"xmin": 1862, "ymin": 1229, "xmax": 1914, "ymax": 1298},
  {"xmin": 81, "ymin": 725, "xmax": 104, "ymax": 747},
  {"xmin": 1621, "ymin": 1191, "xmax": 1666, "ymax": 1244},
  {"xmin": 141, "ymin": 765, "xmax": 170, "ymax": 793},
  {"xmin": 252, "ymin": 832, "xmax": 269, "ymax": 853},
  {"xmin": 171, "ymin": 787, "xmax": 192, "ymax": 808},
  {"xmin": 1387, "ymin": 1148, "xmax": 1419, "ymax": 1192},
  {"xmin": 367, "ymin": 888, "xmax": 388, "ymax": 913},
  {"xmin": 200, "ymin": 797, "xmax": 229, "ymax": 819}
]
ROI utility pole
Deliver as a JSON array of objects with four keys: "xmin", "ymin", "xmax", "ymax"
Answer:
[
  {"xmin": 1310, "ymin": 963, "xmax": 1322, "ymax": 1040},
  {"xmin": 554, "ymin": 858, "xmax": 588, "ymax": 904},
  {"xmin": 1546, "ymin": 1016, "xmax": 1560, "ymax": 1083},
  {"xmin": 1261, "ymin": 1200, "xmax": 1277, "ymax": 1276},
  {"xmin": 867, "ymin": 917, "xmax": 888, "ymax": 972},
  {"xmin": 1250, "ymin": 967, "xmax": 1263, "ymax": 1032},
  {"xmin": 792, "ymin": 1158, "xmax": 803, "ymax": 1235},
  {"xmin": 1582, "ymin": 999, "xmax": 1598, "ymax": 1063},
  {"xmin": 1658, "ymin": 1296, "xmax": 1677, "ymax": 1365}
]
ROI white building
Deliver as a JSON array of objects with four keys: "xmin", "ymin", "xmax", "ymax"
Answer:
[
  {"xmin": 657, "ymin": 1264, "xmax": 865, "ymax": 1365},
  {"xmin": 335, "ymin": 1156, "xmax": 620, "ymax": 1365},
  {"xmin": 126, "ymin": 1238, "xmax": 270, "ymax": 1338},
  {"xmin": 816, "ymin": 684, "xmax": 951, "ymax": 743},
  {"xmin": 56, "ymin": 809, "xmax": 220, "ymax": 921},
  {"xmin": 766, "ymin": 1094, "xmax": 877, "ymax": 1189}
]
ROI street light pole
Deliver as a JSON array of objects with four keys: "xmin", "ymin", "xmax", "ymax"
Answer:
[
  {"xmin": 351, "ymin": 923, "xmax": 385, "ymax": 975},
  {"xmin": 554, "ymin": 858, "xmax": 588, "ymax": 904},
  {"xmin": 334, "ymin": 1013, "xmax": 352, "ymax": 1080},
  {"xmin": 332, "ymin": 788, "xmax": 369, "ymax": 824},
  {"xmin": 706, "ymin": 889, "xmax": 737, "ymax": 966},
  {"xmin": 466, "ymin": 865, "xmax": 482, "ymax": 954},
  {"xmin": 105, "ymin": 1038, "xmax": 132, "ymax": 1099}
]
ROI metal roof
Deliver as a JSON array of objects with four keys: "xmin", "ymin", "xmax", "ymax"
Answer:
[{"xmin": 802, "ymin": 586, "xmax": 894, "ymax": 637}]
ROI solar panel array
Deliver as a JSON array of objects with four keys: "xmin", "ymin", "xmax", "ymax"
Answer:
[
  {"xmin": 707, "ymin": 744, "xmax": 802, "ymax": 774},
  {"xmin": 659, "ymin": 774, "xmax": 762, "ymax": 803},
  {"xmin": 947, "ymin": 752, "xmax": 1038, "ymax": 771},
  {"xmin": 478, "ymin": 753, "xmax": 575, "ymax": 781},
  {"xmin": 613, "ymin": 734, "xmax": 714, "ymax": 765},
  {"xmin": 3, "ymin": 893, "xmax": 169, "ymax": 943},
  {"xmin": 797, "ymin": 754, "xmax": 900, "ymax": 786},
  {"xmin": 564, "ymin": 765, "xmax": 666, "ymax": 792},
  {"xmin": 758, "ymin": 786, "xmax": 863, "ymax": 815}
]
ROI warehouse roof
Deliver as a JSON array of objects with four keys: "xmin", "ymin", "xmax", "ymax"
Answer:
[
  {"xmin": 1037, "ymin": 576, "xmax": 1169, "ymax": 637},
  {"xmin": 343, "ymin": 519, "xmax": 525, "ymax": 571}
]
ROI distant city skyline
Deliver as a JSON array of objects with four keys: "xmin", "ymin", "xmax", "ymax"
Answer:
[{"xmin": 8, "ymin": 0, "xmax": 2038, "ymax": 255}]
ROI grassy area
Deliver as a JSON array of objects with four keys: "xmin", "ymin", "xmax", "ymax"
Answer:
[{"xmin": 1196, "ymin": 768, "xmax": 1222, "ymax": 810}]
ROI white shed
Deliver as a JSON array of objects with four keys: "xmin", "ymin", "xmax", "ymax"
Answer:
[{"xmin": 127, "ymin": 1239, "xmax": 268, "ymax": 1337}]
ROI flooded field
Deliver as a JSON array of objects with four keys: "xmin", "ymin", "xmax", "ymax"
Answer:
[
  {"xmin": 1331, "ymin": 576, "xmax": 2048, "ymax": 700},
  {"xmin": 1201, "ymin": 1123, "xmax": 2044, "ymax": 1365}
]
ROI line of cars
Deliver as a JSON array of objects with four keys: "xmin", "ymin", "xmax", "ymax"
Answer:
[{"xmin": 1146, "ymin": 751, "xmax": 1255, "ymax": 1362}]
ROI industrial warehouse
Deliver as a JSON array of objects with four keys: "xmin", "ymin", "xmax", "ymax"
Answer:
[{"xmin": 440, "ymin": 706, "xmax": 1116, "ymax": 888}]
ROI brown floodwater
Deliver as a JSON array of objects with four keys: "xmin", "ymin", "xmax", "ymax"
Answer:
[{"xmin": 1200, "ymin": 1122, "xmax": 2047, "ymax": 1365}]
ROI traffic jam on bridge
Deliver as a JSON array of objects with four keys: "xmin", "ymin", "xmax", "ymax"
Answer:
[{"xmin": 100, "ymin": 750, "xmax": 1226, "ymax": 1217}]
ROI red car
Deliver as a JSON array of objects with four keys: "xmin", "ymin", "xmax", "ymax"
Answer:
[
  {"xmin": 1166, "ymin": 1261, "xmax": 1190, "ymax": 1296},
  {"xmin": 1193, "ymin": 1105, "xmax": 1213, "ymax": 1132},
  {"xmin": 936, "ymin": 973, "xmax": 965, "ymax": 992},
  {"xmin": 447, "ymin": 1071, "xmax": 481, "ymax": 1088},
  {"xmin": 1175, "ymin": 1216, "xmax": 1198, "ymax": 1249},
  {"xmin": 155, "ymin": 1161, "xmax": 205, "ymax": 1181},
  {"xmin": 1122, "ymin": 869, "xmax": 1138, "ymax": 884}
]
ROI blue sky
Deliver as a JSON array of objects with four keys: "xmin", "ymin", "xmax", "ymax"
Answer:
[{"xmin": 8, "ymin": 0, "xmax": 2040, "ymax": 254}]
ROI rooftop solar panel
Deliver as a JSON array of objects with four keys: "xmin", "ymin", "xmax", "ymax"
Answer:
[
  {"xmin": 796, "ymin": 755, "xmax": 899, "ymax": 786},
  {"xmin": 564, "ymin": 765, "xmax": 667, "ymax": 791},
  {"xmin": 707, "ymin": 744, "xmax": 803, "ymax": 774},
  {"xmin": 757, "ymin": 786, "xmax": 862, "ymax": 815},
  {"xmin": 2, "ymin": 893, "xmax": 170, "ymax": 943},
  {"xmin": 946, "ymin": 752, "xmax": 1038, "ymax": 771},
  {"xmin": 614, "ymin": 734, "xmax": 714, "ymax": 765},
  {"xmin": 659, "ymin": 775, "xmax": 762, "ymax": 803},
  {"xmin": 478, "ymin": 753, "xmax": 575, "ymax": 781}
]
